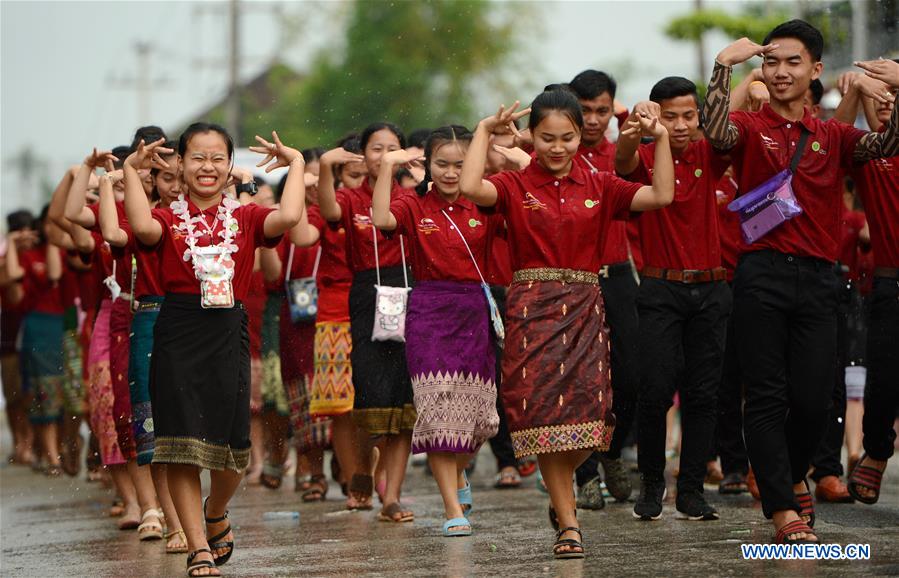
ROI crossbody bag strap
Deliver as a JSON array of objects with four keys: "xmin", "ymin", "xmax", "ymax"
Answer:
[
  {"xmin": 311, "ymin": 245, "xmax": 322, "ymax": 279},
  {"xmin": 399, "ymin": 235, "xmax": 408, "ymax": 289},
  {"xmin": 370, "ymin": 208, "xmax": 381, "ymax": 286},
  {"xmin": 441, "ymin": 210, "xmax": 487, "ymax": 285},
  {"xmin": 284, "ymin": 244, "xmax": 295, "ymax": 284},
  {"xmin": 790, "ymin": 126, "xmax": 812, "ymax": 173}
]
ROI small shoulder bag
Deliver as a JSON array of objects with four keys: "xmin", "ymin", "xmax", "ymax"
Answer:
[
  {"xmin": 727, "ymin": 127, "xmax": 810, "ymax": 244},
  {"xmin": 371, "ymin": 211, "xmax": 411, "ymax": 342},
  {"xmin": 285, "ymin": 244, "xmax": 322, "ymax": 323}
]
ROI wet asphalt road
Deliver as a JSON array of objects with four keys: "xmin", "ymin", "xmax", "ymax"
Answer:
[{"xmin": 2, "ymin": 444, "xmax": 898, "ymax": 577}]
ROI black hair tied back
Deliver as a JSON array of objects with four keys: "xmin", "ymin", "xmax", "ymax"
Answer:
[{"xmin": 415, "ymin": 125, "xmax": 472, "ymax": 197}]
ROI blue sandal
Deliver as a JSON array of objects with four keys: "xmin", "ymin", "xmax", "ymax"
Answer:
[
  {"xmin": 457, "ymin": 472, "xmax": 472, "ymax": 514},
  {"xmin": 442, "ymin": 517, "xmax": 472, "ymax": 537}
]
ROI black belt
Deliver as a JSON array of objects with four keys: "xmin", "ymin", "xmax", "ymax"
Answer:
[
  {"xmin": 874, "ymin": 267, "xmax": 899, "ymax": 279},
  {"xmin": 598, "ymin": 261, "xmax": 633, "ymax": 279}
]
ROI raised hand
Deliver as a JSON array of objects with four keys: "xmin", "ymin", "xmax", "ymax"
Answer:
[
  {"xmin": 227, "ymin": 166, "xmax": 255, "ymax": 190},
  {"xmin": 492, "ymin": 144, "xmax": 531, "ymax": 171},
  {"xmin": 632, "ymin": 101, "xmax": 661, "ymax": 119},
  {"xmin": 382, "ymin": 149, "xmax": 425, "ymax": 167},
  {"xmin": 716, "ymin": 37, "xmax": 778, "ymax": 67},
  {"xmin": 855, "ymin": 58, "xmax": 899, "ymax": 90},
  {"xmin": 479, "ymin": 101, "xmax": 532, "ymax": 135},
  {"xmin": 837, "ymin": 71, "xmax": 862, "ymax": 96},
  {"xmin": 320, "ymin": 147, "xmax": 365, "ymax": 167},
  {"xmin": 84, "ymin": 148, "xmax": 118, "ymax": 169},
  {"xmin": 303, "ymin": 172, "xmax": 319, "ymax": 189},
  {"xmin": 250, "ymin": 131, "xmax": 302, "ymax": 173},
  {"xmin": 748, "ymin": 81, "xmax": 771, "ymax": 112},
  {"xmin": 125, "ymin": 138, "xmax": 173, "ymax": 171},
  {"xmin": 850, "ymin": 72, "xmax": 895, "ymax": 105}
]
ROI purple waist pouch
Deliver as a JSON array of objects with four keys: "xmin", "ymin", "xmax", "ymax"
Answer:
[{"xmin": 727, "ymin": 169, "xmax": 803, "ymax": 244}]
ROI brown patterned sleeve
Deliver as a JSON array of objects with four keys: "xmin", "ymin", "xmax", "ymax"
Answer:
[
  {"xmin": 853, "ymin": 103, "xmax": 899, "ymax": 162},
  {"xmin": 703, "ymin": 61, "xmax": 741, "ymax": 151}
]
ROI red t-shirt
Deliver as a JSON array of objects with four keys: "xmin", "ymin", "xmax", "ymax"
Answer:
[
  {"xmin": 335, "ymin": 180, "xmax": 413, "ymax": 273},
  {"xmin": 307, "ymin": 204, "xmax": 353, "ymax": 287},
  {"xmin": 59, "ymin": 258, "xmax": 80, "ymax": 309},
  {"xmin": 278, "ymin": 236, "xmax": 319, "ymax": 284},
  {"xmin": 726, "ymin": 104, "xmax": 867, "ymax": 261},
  {"xmin": 390, "ymin": 190, "xmax": 499, "ymax": 283},
  {"xmin": 19, "ymin": 246, "xmax": 64, "ymax": 314},
  {"xmin": 151, "ymin": 199, "xmax": 280, "ymax": 300},
  {"xmin": 850, "ymin": 152, "xmax": 899, "ymax": 268},
  {"xmin": 715, "ymin": 174, "xmax": 743, "ymax": 279},
  {"xmin": 245, "ymin": 269, "xmax": 266, "ymax": 358},
  {"xmin": 76, "ymin": 238, "xmax": 107, "ymax": 311},
  {"xmin": 576, "ymin": 139, "xmax": 630, "ymax": 266},
  {"xmin": 624, "ymin": 140, "xmax": 729, "ymax": 270},
  {"xmin": 487, "ymin": 160, "xmax": 641, "ymax": 272}
]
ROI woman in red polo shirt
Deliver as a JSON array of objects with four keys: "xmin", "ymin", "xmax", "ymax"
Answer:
[
  {"xmin": 372, "ymin": 125, "xmax": 501, "ymax": 537},
  {"xmin": 460, "ymin": 89, "xmax": 674, "ymax": 558},
  {"xmin": 123, "ymin": 124, "xmax": 303, "ymax": 577},
  {"xmin": 317, "ymin": 123, "xmax": 417, "ymax": 523},
  {"xmin": 6, "ymin": 206, "xmax": 65, "ymax": 476}
]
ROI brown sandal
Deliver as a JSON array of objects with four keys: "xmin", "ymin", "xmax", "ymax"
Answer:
[
  {"xmin": 347, "ymin": 473, "xmax": 374, "ymax": 510},
  {"xmin": 302, "ymin": 474, "xmax": 328, "ymax": 502},
  {"xmin": 166, "ymin": 529, "xmax": 189, "ymax": 554},
  {"xmin": 379, "ymin": 502, "xmax": 414, "ymax": 523}
]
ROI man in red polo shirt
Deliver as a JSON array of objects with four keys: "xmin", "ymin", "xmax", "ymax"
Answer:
[
  {"xmin": 568, "ymin": 70, "xmax": 639, "ymax": 507},
  {"xmin": 616, "ymin": 77, "xmax": 731, "ymax": 521},
  {"xmin": 835, "ymin": 68, "xmax": 899, "ymax": 504},
  {"xmin": 703, "ymin": 20, "xmax": 899, "ymax": 542}
]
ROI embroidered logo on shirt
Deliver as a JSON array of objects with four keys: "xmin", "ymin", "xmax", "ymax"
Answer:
[
  {"xmin": 873, "ymin": 158, "xmax": 894, "ymax": 172},
  {"xmin": 522, "ymin": 192, "xmax": 547, "ymax": 211},
  {"xmin": 811, "ymin": 141, "xmax": 827, "ymax": 155},
  {"xmin": 584, "ymin": 199, "xmax": 600, "ymax": 209},
  {"xmin": 353, "ymin": 213, "xmax": 373, "ymax": 230},
  {"xmin": 417, "ymin": 218, "xmax": 440, "ymax": 234},
  {"xmin": 759, "ymin": 134, "xmax": 781, "ymax": 151},
  {"xmin": 694, "ymin": 169, "xmax": 703, "ymax": 178},
  {"xmin": 468, "ymin": 218, "xmax": 482, "ymax": 228}
]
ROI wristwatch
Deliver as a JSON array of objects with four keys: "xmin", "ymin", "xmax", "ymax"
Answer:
[{"xmin": 236, "ymin": 181, "xmax": 258, "ymax": 196}]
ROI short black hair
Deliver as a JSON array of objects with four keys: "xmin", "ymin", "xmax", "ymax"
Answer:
[
  {"xmin": 543, "ymin": 82, "xmax": 572, "ymax": 93},
  {"xmin": 569, "ymin": 70, "xmax": 617, "ymax": 100},
  {"xmin": 528, "ymin": 89, "xmax": 584, "ymax": 133},
  {"xmin": 407, "ymin": 129, "xmax": 431, "ymax": 150},
  {"xmin": 6, "ymin": 209, "xmax": 34, "ymax": 232},
  {"xmin": 301, "ymin": 147, "xmax": 325, "ymax": 163},
  {"xmin": 111, "ymin": 145, "xmax": 132, "ymax": 170},
  {"xmin": 130, "ymin": 125, "xmax": 167, "ymax": 153},
  {"xmin": 649, "ymin": 76, "xmax": 699, "ymax": 108},
  {"xmin": 360, "ymin": 122, "xmax": 406, "ymax": 152},
  {"xmin": 764, "ymin": 19, "xmax": 824, "ymax": 62},
  {"xmin": 808, "ymin": 78, "xmax": 824, "ymax": 105}
]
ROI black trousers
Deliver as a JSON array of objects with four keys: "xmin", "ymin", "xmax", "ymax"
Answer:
[
  {"xmin": 487, "ymin": 285, "xmax": 517, "ymax": 470},
  {"xmin": 636, "ymin": 277, "xmax": 731, "ymax": 494},
  {"xmin": 810, "ymin": 277, "xmax": 853, "ymax": 480},
  {"xmin": 716, "ymin": 293, "xmax": 749, "ymax": 476},
  {"xmin": 575, "ymin": 264, "xmax": 640, "ymax": 487},
  {"xmin": 862, "ymin": 277, "xmax": 899, "ymax": 461},
  {"xmin": 734, "ymin": 251, "xmax": 840, "ymax": 518}
]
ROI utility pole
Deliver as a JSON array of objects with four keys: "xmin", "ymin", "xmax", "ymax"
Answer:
[
  {"xmin": 851, "ymin": 0, "xmax": 868, "ymax": 63},
  {"xmin": 107, "ymin": 41, "xmax": 172, "ymax": 125},
  {"xmin": 226, "ymin": 0, "xmax": 241, "ymax": 142}
]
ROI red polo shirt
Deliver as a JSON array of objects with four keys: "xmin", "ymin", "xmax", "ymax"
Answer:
[
  {"xmin": 726, "ymin": 104, "xmax": 867, "ymax": 261},
  {"xmin": 307, "ymin": 205, "xmax": 353, "ymax": 287},
  {"xmin": 487, "ymin": 160, "xmax": 641, "ymax": 272},
  {"xmin": 838, "ymin": 207, "xmax": 867, "ymax": 278},
  {"xmin": 277, "ymin": 236, "xmax": 319, "ymax": 284},
  {"xmin": 715, "ymin": 174, "xmax": 743, "ymax": 279},
  {"xmin": 624, "ymin": 140, "xmax": 729, "ymax": 270},
  {"xmin": 151, "ymin": 199, "xmax": 279, "ymax": 300},
  {"xmin": 390, "ymin": 190, "xmax": 498, "ymax": 283},
  {"xmin": 59, "ymin": 259, "xmax": 80, "ymax": 309},
  {"xmin": 850, "ymin": 152, "xmax": 899, "ymax": 268},
  {"xmin": 335, "ymin": 180, "xmax": 412, "ymax": 273},
  {"xmin": 576, "ymin": 139, "xmax": 631, "ymax": 266},
  {"xmin": 19, "ymin": 246, "xmax": 64, "ymax": 314},
  {"xmin": 486, "ymin": 234, "xmax": 513, "ymax": 286}
]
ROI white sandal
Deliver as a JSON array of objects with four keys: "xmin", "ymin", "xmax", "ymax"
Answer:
[{"xmin": 138, "ymin": 508, "xmax": 164, "ymax": 541}]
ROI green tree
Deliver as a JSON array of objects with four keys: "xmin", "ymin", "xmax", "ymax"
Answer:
[{"xmin": 267, "ymin": 0, "xmax": 523, "ymax": 147}]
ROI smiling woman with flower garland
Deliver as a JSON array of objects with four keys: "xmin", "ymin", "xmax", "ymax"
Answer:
[{"xmin": 123, "ymin": 123, "xmax": 304, "ymax": 578}]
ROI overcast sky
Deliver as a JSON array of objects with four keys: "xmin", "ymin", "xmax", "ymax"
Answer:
[{"xmin": 1, "ymin": 0, "xmax": 749, "ymax": 215}]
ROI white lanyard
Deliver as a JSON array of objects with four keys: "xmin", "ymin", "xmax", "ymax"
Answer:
[{"xmin": 370, "ymin": 208, "xmax": 408, "ymax": 288}]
